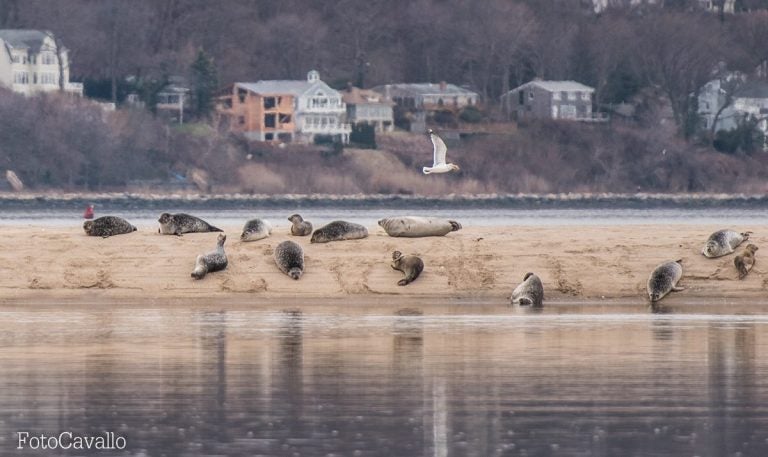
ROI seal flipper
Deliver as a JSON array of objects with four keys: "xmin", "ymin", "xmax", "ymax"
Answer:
[
  {"xmin": 209, "ymin": 225, "xmax": 223, "ymax": 232},
  {"xmin": 449, "ymin": 220, "xmax": 462, "ymax": 231}
]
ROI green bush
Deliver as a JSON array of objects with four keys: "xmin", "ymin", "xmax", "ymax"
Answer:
[{"xmin": 459, "ymin": 106, "xmax": 483, "ymax": 123}]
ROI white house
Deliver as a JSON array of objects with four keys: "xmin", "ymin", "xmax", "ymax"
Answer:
[
  {"xmin": 0, "ymin": 29, "xmax": 82, "ymax": 96},
  {"xmin": 699, "ymin": 77, "xmax": 768, "ymax": 149}
]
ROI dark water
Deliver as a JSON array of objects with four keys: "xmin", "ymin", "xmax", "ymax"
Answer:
[{"xmin": 1, "ymin": 304, "xmax": 768, "ymax": 457}]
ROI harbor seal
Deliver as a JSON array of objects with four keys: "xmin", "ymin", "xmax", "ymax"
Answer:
[
  {"xmin": 310, "ymin": 221, "xmax": 368, "ymax": 243},
  {"xmin": 158, "ymin": 213, "xmax": 222, "ymax": 236},
  {"xmin": 274, "ymin": 240, "xmax": 304, "ymax": 280},
  {"xmin": 734, "ymin": 244, "xmax": 758, "ymax": 279},
  {"xmin": 288, "ymin": 214, "xmax": 313, "ymax": 236},
  {"xmin": 391, "ymin": 251, "xmax": 424, "ymax": 286},
  {"xmin": 83, "ymin": 216, "xmax": 137, "ymax": 238},
  {"xmin": 647, "ymin": 259, "xmax": 684, "ymax": 303},
  {"xmin": 510, "ymin": 272, "xmax": 544, "ymax": 307},
  {"xmin": 240, "ymin": 218, "xmax": 272, "ymax": 242},
  {"xmin": 191, "ymin": 234, "xmax": 228, "ymax": 279},
  {"xmin": 378, "ymin": 216, "xmax": 462, "ymax": 238},
  {"xmin": 702, "ymin": 229, "xmax": 751, "ymax": 258}
]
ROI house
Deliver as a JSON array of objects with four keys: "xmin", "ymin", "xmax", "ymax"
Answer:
[
  {"xmin": 502, "ymin": 80, "xmax": 603, "ymax": 122},
  {"xmin": 216, "ymin": 70, "xmax": 350, "ymax": 144},
  {"xmin": 371, "ymin": 81, "xmax": 479, "ymax": 112},
  {"xmin": 155, "ymin": 77, "xmax": 191, "ymax": 123},
  {"xmin": 699, "ymin": 78, "xmax": 768, "ymax": 149},
  {"xmin": 0, "ymin": 29, "xmax": 82, "ymax": 96},
  {"xmin": 341, "ymin": 85, "xmax": 394, "ymax": 133}
]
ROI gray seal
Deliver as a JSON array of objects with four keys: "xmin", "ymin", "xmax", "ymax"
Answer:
[
  {"xmin": 274, "ymin": 240, "xmax": 304, "ymax": 280},
  {"xmin": 734, "ymin": 244, "xmax": 758, "ymax": 280},
  {"xmin": 288, "ymin": 214, "xmax": 313, "ymax": 236},
  {"xmin": 158, "ymin": 213, "xmax": 222, "ymax": 236},
  {"xmin": 191, "ymin": 234, "xmax": 228, "ymax": 279},
  {"xmin": 647, "ymin": 259, "xmax": 683, "ymax": 303},
  {"xmin": 240, "ymin": 218, "xmax": 272, "ymax": 242},
  {"xmin": 378, "ymin": 216, "xmax": 462, "ymax": 238},
  {"xmin": 310, "ymin": 220, "xmax": 368, "ymax": 243},
  {"xmin": 83, "ymin": 216, "xmax": 137, "ymax": 238},
  {"xmin": 391, "ymin": 251, "xmax": 424, "ymax": 286},
  {"xmin": 510, "ymin": 272, "xmax": 544, "ymax": 307},
  {"xmin": 702, "ymin": 229, "xmax": 751, "ymax": 258}
]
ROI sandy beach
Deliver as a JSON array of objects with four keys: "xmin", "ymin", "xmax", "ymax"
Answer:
[{"xmin": 0, "ymin": 223, "xmax": 765, "ymax": 305}]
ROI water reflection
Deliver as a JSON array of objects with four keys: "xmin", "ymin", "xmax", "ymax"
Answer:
[{"xmin": 0, "ymin": 306, "xmax": 767, "ymax": 456}]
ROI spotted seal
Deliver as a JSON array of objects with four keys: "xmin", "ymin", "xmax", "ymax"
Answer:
[
  {"xmin": 240, "ymin": 218, "xmax": 272, "ymax": 242},
  {"xmin": 647, "ymin": 259, "xmax": 683, "ymax": 303},
  {"xmin": 288, "ymin": 214, "xmax": 313, "ymax": 236},
  {"xmin": 310, "ymin": 220, "xmax": 368, "ymax": 243},
  {"xmin": 274, "ymin": 240, "xmax": 304, "ymax": 280},
  {"xmin": 734, "ymin": 244, "xmax": 758, "ymax": 279},
  {"xmin": 391, "ymin": 251, "xmax": 424, "ymax": 286},
  {"xmin": 510, "ymin": 272, "xmax": 544, "ymax": 307},
  {"xmin": 191, "ymin": 234, "xmax": 228, "ymax": 279},
  {"xmin": 702, "ymin": 229, "xmax": 751, "ymax": 258},
  {"xmin": 378, "ymin": 216, "xmax": 462, "ymax": 238},
  {"xmin": 83, "ymin": 216, "xmax": 137, "ymax": 238},
  {"xmin": 158, "ymin": 213, "xmax": 222, "ymax": 236}
]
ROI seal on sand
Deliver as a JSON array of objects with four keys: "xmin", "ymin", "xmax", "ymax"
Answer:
[
  {"xmin": 274, "ymin": 240, "xmax": 304, "ymax": 280},
  {"xmin": 191, "ymin": 234, "xmax": 228, "ymax": 279},
  {"xmin": 647, "ymin": 259, "xmax": 683, "ymax": 303},
  {"xmin": 288, "ymin": 214, "xmax": 313, "ymax": 236},
  {"xmin": 510, "ymin": 272, "xmax": 544, "ymax": 307},
  {"xmin": 702, "ymin": 229, "xmax": 751, "ymax": 258},
  {"xmin": 378, "ymin": 216, "xmax": 462, "ymax": 238},
  {"xmin": 158, "ymin": 213, "xmax": 222, "ymax": 236},
  {"xmin": 391, "ymin": 251, "xmax": 424, "ymax": 286},
  {"xmin": 83, "ymin": 216, "xmax": 137, "ymax": 238},
  {"xmin": 240, "ymin": 218, "xmax": 272, "ymax": 242},
  {"xmin": 310, "ymin": 221, "xmax": 368, "ymax": 243},
  {"xmin": 734, "ymin": 244, "xmax": 758, "ymax": 279}
]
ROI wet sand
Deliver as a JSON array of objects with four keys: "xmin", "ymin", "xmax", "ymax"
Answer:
[{"xmin": 0, "ymin": 224, "xmax": 765, "ymax": 305}]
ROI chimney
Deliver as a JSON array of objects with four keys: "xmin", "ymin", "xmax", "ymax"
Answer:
[{"xmin": 439, "ymin": 81, "xmax": 447, "ymax": 91}]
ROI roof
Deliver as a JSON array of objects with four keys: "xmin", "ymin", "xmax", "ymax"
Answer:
[
  {"xmin": 341, "ymin": 86, "xmax": 394, "ymax": 105},
  {"xmin": 0, "ymin": 29, "xmax": 51, "ymax": 53},
  {"xmin": 511, "ymin": 80, "xmax": 595, "ymax": 93},
  {"xmin": 734, "ymin": 81, "xmax": 768, "ymax": 99},
  {"xmin": 374, "ymin": 82, "xmax": 479, "ymax": 96},
  {"xmin": 235, "ymin": 79, "xmax": 338, "ymax": 97}
]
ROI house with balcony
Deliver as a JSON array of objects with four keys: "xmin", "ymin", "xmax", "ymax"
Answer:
[
  {"xmin": 217, "ymin": 70, "xmax": 350, "ymax": 144},
  {"xmin": 341, "ymin": 85, "xmax": 394, "ymax": 132},
  {"xmin": 502, "ymin": 80, "xmax": 603, "ymax": 122},
  {"xmin": 0, "ymin": 29, "xmax": 82, "ymax": 96}
]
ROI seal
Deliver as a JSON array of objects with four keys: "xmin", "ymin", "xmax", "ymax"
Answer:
[
  {"xmin": 191, "ymin": 234, "xmax": 228, "ymax": 279},
  {"xmin": 274, "ymin": 240, "xmax": 304, "ymax": 280},
  {"xmin": 647, "ymin": 259, "xmax": 684, "ymax": 303},
  {"xmin": 240, "ymin": 218, "xmax": 272, "ymax": 242},
  {"xmin": 391, "ymin": 251, "xmax": 424, "ymax": 286},
  {"xmin": 510, "ymin": 272, "xmax": 544, "ymax": 307},
  {"xmin": 734, "ymin": 244, "xmax": 758, "ymax": 280},
  {"xmin": 310, "ymin": 220, "xmax": 368, "ymax": 243},
  {"xmin": 158, "ymin": 213, "xmax": 222, "ymax": 236},
  {"xmin": 702, "ymin": 229, "xmax": 751, "ymax": 258},
  {"xmin": 288, "ymin": 214, "xmax": 313, "ymax": 236},
  {"xmin": 83, "ymin": 216, "xmax": 137, "ymax": 238},
  {"xmin": 378, "ymin": 216, "xmax": 462, "ymax": 238}
]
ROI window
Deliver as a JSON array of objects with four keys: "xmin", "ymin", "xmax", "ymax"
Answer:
[
  {"xmin": 41, "ymin": 73, "xmax": 57, "ymax": 85},
  {"xmin": 279, "ymin": 113, "xmax": 291, "ymax": 124},
  {"xmin": 264, "ymin": 113, "xmax": 276, "ymax": 128},
  {"xmin": 518, "ymin": 91, "xmax": 524, "ymax": 105},
  {"xmin": 238, "ymin": 88, "xmax": 247, "ymax": 103},
  {"xmin": 528, "ymin": 91, "xmax": 534, "ymax": 100},
  {"xmin": 568, "ymin": 91, "xmax": 577, "ymax": 101},
  {"xmin": 263, "ymin": 97, "xmax": 276, "ymax": 109},
  {"xmin": 13, "ymin": 71, "xmax": 28, "ymax": 84},
  {"xmin": 238, "ymin": 116, "xmax": 245, "ymax": 125},
  {"xmin": 553, "ymin": 91, "xmax": 561, "ymax": 101},
  {"xmin": 42, "ymin": 52, "xmax": 56, "ymax": 65},
  {"xmin": 582, "ymin": 92, "xmax": 591, "ymax": 101},
  {"xmin": 265, "ymin": 133, "xmax": 274, "ymax": 141}
]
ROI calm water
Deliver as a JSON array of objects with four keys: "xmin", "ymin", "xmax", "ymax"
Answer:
[{"xmin": 1, "ymin": 304, "xmax": 768, "ymax": 456}]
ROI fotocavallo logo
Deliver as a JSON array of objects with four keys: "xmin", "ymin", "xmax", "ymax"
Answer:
[{"xmin": 16, "ymin": 431, "xmax": 127, "ymax": 451}]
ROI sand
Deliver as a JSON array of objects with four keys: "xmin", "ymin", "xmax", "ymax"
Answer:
[{"xmin": 0, "ymin": 223, "xmax": 764, "ymax": 305}]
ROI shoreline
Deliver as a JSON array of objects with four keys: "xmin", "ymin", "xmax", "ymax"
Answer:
[{"xmin": 0, "ymin": 223, "xmax": 766, "ymax": 306}]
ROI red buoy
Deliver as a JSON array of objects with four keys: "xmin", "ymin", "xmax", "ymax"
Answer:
[{"xmin": 83, "ymin": 204, "xmax": 94, "ymax": 219}]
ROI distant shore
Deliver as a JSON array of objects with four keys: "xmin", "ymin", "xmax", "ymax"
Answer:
[{"xmin": 1, "ymin": 223, "xmax": 766, "ymax": 306}]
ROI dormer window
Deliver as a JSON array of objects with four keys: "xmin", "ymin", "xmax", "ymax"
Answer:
[{"xmin": 307, "ymin": 70, "xmax": 320, "ymax": 83}]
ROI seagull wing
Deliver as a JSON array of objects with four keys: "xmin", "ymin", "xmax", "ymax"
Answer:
[{"xmin": 430, "ymin": 133, "xmax": 448, "ymax": 166}]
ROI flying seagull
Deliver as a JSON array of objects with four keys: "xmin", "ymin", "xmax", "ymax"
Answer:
[{"xmin": 423, "ymin": 129, "xmax": 460, "ymax": 174}]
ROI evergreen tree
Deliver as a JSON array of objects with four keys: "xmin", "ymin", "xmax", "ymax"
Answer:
[{"xmin": 190, "ymin": 48, "xmax": 218, "ymax": 119}]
